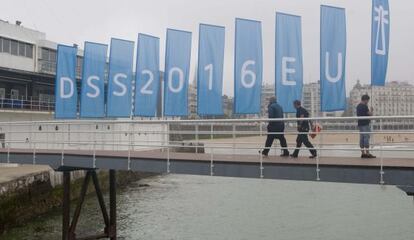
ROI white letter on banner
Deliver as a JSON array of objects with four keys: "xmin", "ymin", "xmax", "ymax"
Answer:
[
  {"xmin": 325, "ymin": 52, "xmax": 343, "ymax": 83},
  {"xmin": 140, "ymin": 70, "xmax": 154, "ymax": 95},
  {"xmin": 241, "ymin": 60, "xmax": 256, "ymax": 88},
  {"xmin": 282, "ymin": 57, "xmax": 297, "ymax": 86},
  {"xmin": 168, "ymin": 67, "xmax": 184, "ymax": 93},
  {"xmin": 113, "ymin": 73, "xmax": 127, "ymax": 96},
  {"xmin": 374, "ymin": 5, "xmax": 389, "ymax": 55},
  {"xmin": 60, "ymin": 77, "xmax": 74, "ymax": 99},
  {"xmin": 86, "ymin": 76, "xmax": 100, "ymax": 98},
  {"xmin": 204, "ymin": 64, "xmax": 213, "ymax": 91}
]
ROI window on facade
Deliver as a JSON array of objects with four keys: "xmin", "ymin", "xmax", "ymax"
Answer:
[
  {"xmin": 2, "ymin": 38, "xmax": 10, "ymax": 53},
  {"xmin": 18, "ymin": 42, "xmax": 25, "ymax": 57},
  {"xmin": 49, "ymin": 50, "xmax": 56, "ymax": 62},
  {"xmin": 25, "ymin": 44, "xmax": 33, "ymax": 58},
  {"xmin": 10, "ymin": 40, "xmax": 18, "ymax": 55}
]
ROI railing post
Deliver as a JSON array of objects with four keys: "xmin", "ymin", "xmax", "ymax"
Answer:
[
  {"xmin": 195, "ymin": 124, "xmax": 199, "ymax": 154},
  {"xmin": 232, "ymin": 124, "xmax": 236, "ymax": 156},
  {"xmin": 167, "ymin": 122, "xmax": 170, "ymax": 173},
  {"xmin": 127, "ymin": 122, "xmax": 132, "ymax": 170},
  {"xmin": 380, "ymin": 143, "xmax": 385, "ymax": 185},
  {"xmin": 210, "ymin": 148, "xmax": 214, "ymax": 176}
]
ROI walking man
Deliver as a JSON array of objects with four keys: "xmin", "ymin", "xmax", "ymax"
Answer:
[
  {"xmin": 291, "ymin": 100, "xmax": 317, "ymax": 158},
  {"xmin": 356, "ymin": 94, "xmax": 376, "ymax": 158},
  {"xmin": 261, "ymin": 96, "xmax": 289, "ymax": 157}
]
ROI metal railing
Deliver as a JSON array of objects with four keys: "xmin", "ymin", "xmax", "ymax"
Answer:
[
  {"xmin": 1, "ymin": 115, "xmax": 414, "ymax": 182},
  {"xmin": 0, "ymin": 97, "xmax": 54, "ymax": 112}
]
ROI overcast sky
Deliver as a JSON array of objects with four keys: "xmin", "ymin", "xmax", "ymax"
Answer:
[{"xmin": 1, "ymin": 0, "xmax": 413, "ymax": 96}]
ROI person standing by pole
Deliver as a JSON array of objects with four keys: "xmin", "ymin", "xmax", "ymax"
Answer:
[
  {"xmin": 291, "ymin": 100, "xmax": 317, "ymax": 158},
  {"xmin": 356, "ymin": 94, "xmax": 376, "ymax": 158},
  {"xmin": 261, "ymin": 96, "xmax": 289, "ymax": 157}
]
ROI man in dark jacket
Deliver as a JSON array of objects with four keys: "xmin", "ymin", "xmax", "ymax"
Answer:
[
  {"xmin": 261, "ymin": 96, "xmax": 289, "ymax": 157},
  {"xmin": 291, "ymin": 100, "xmax": 317, "ymax": 158},
  {"xmin": 357, "ymin": 94, "xmax": 376, "ymax": 158}
]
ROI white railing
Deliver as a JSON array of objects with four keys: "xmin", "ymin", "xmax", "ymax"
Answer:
[{"xmin": 0, "ymin": 97, "xmax": 54, "ymax": 112}]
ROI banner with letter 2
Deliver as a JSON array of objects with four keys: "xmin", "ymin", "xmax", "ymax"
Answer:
[
  {"xmin": 275, "ymin": 12, "xmax": 303, "ymax": 113},
  {"xmin": 234, "ymin": 18, "xmax": 263, "ymax": 114},
  {"xmin": 55, "ymin": 45, "xmax": 78, "ymax": 119},
  {"xmin": 320, "ymin": 5, "xmax": 347, "ymax": 112}
]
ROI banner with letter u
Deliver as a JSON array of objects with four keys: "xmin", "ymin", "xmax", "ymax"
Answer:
[
  {"xmin": 197, "ymin": 24, "xmax": 225, "ymax": 116},
  {"xmin": 55, "ymin": 45, "xmax": 78, "ymax": 119},
  {"xmin": 107, "ymin": 38, "xmax": 134, "ymax": 118},
  {"xmin": 276, "ymin": 13, "xmax": 303, "ymax": 113},
  {"xmin": 320, "ymin": 5, "xmax": 346, "ymax": 112},
  {"xmin": 234, "ymin": 18, "xmax": 263, "ymax": 114},
  {"xmin": 371, "ymin": 0, "xmax": 390, "ymax": 86},
  {"xmin": 134, "ymin": 34, "xmax": 160, "ymax": 117},
  {"xmin": 164, "ymin": 29, "xmax": 192, "ymax": 116},
  {"xmin": 80, "ymin": 42, "xmax": 107, "ymax": 118}
]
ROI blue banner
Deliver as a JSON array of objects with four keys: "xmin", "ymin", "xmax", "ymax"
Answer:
[
  {"xmin": 55, "ymin": 45, "xmax": 78, "ymax": 119},
  {"xmin": 320, "ymin": 6, "xmax": 347, "ymax": 112},
  {"xmin": 275, "ymin": 13, "xmax": 303, "ymax": 113},
  {"xmin": 107, "ymin": 38, "xmax": 135, "ymax": 117},
  {"xmin": 80, "ymin": 42, "xmax": 107, "ymax": 118},
  {"xmin": 134, "ymin": 34, "xmax": 160, "ymax": 117},
  {"xmin": 197, "ymin": 24, "xmax": 225, "ymax": 116},
  {"xmin": 371, "ymin": 0, "xmax": 390, "ymax": 86},
  {"xmin": 234, "ymin": 18, "xmax": 263, "ymax": 114},
  {"xmin": 164, "ymin": 29, "xmax": 192, "ymax": 116}
]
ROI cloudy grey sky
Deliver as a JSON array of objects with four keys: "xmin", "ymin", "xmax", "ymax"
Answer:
[{"xmin": 1, "ymin": 0, "xmax": 413, "ymax": 96}]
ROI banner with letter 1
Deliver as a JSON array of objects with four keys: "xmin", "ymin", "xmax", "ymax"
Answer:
[
  {"xmin": 320, "ymin": 6, "xmax": 346, "ymax": 112},
  {"xmin": 55, "ymin": 45, "xmax": 78, "ymax": 119},
  {"xmin": 134, "ymin": 34, "xmax": 160, "ymax": 117},
  {"xmin": 276, "ymin": 13, "xmax": 303, "ymax": 113},
  {"xmin": 234, "ymin": 18, "xmax": 263, "ymax": 114},
  {"xmin": 164, "ymin": 29, "xmax": 192, "ymax": 116},
  {"xmin": 106, "ymin": 38, "xmax": 134, "ymax": 118},
  {"xmin": 80, "ymin": 42, "xmax": 107, "ymax": 118},
  {"xmin": 371, "ymin": 0, "xmax": 390, "ymax": 86},
  {"xmin": 197, "ymin": 24, "xmax": 225, "ymax": 116}
]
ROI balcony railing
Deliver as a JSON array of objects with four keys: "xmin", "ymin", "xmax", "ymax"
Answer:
[{"xmin": 0, "ymin": 97, "xmax": 54, "ymax": 112}]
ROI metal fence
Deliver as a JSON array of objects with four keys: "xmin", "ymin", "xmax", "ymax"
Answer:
[{"xmin": 0, "ymin": 97, "xmax": 54, "ymax": 112}]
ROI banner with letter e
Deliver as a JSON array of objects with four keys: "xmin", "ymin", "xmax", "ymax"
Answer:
[
  {"xmin": 275, "ymin": 12, "xmax": 303, "ymax": 113},
  {"xmin": 134, "ymin": 34, "xmax": 160, "ymax": 117},
  {"xmin": 371, "ymin": 0, "xmax": 390, "ymax": 86},
  {"xmin": 320, "ymin": 5, "xmax": 347, "ymax": 112},
  {"xmin": 80, "ymin": 42, "xmax": 107, "ymax": 118},
  {"xmin": 234, "ymin": 18, "xmax": 263, "ymax": 114},
  {"xmin": 164, "ymin": 29, "xmax": 192, "ymax": 116},
  {"xmin": 107, "ymin": 38, "xmax": 134, "ymax": 118},
  {"xmin": 55, "ymin": 45, "xmax": 78, "ymax": 119},
  {"xmin": 197, "ymin": 24, "xmax": 225, "ymax": 116}
]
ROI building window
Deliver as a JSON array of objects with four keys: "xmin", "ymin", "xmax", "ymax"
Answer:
[
  {"xmin": 10, "ymin": 40, "xmax": 18, "ymax": 55},
  {"xmin": 25, "ymin": 44, "xmax": 33, "ymax": 58},
  {"xmin": 18, "ymin": 42, "xmax": 25, "ymax": 57}
]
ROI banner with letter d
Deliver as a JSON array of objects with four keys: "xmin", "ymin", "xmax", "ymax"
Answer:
[
  {"xmin": 234, "ymin": 18, "xmax": 263, "ymax": 114},
  {"xmin": 320, "ymin": 5, "xmax": 347, "ymax": 112},
  {"xmin": 55, "ymin": 45, "xmax": 78, "ymax": 119},
  {"xmin": 276, "ymin": 13, "xmax": 303, "ymax": 113}
]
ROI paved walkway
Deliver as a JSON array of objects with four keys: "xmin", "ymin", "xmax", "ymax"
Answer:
[{"xmin": 0, "ymin": 164, "xmax": 51, "ymax": 184}]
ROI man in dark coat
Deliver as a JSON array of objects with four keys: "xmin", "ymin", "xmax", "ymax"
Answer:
[
  {"xmin": 291, "ymin": 100, "xmax": 317, "ymax": 158},
  {"xmin": 261, "ymin": 96, "xmax": 289, "ymax": 157}
]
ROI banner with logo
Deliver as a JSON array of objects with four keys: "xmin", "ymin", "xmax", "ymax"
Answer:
[
  {"xmin": 80, "ymin": 42, "xmax": 107, "ymax": 118},
  {"xmin": 55, "ymin": 45, "xmax": 78, "ymax": 119},
  {"xmin": 320, "ymin": 6, "xmax": 347, "ymax": 112},
  {"xmin": 164, "ymin": 29, "xmax": 192, "ymax": 116},
  {"xmin": 197, "ymin": 24, "xmax": 225, "ymax": 116},
  {"xmin": 234, "ymin": 18, "xmax": 263, "ymax": 114},
  {"xmin": 106, "ymin": 38, "xmax": 134, "ymax": 118},
  {"xmin": 134, "ymin": 34, "xmax": 160, "ymax": 117},
  {"xmin": 371, "ymin": 0, "xmax": 390, "ymax": 86},
  {"xmin": 275, "ymin": 13, "xmax": 303, "ymax": 113}
]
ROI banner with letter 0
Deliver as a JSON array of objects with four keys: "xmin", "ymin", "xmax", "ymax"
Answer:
[
  {"xmin": 164, "ymin": 29, "xmax": 192, "ymax": 116},
  {"xmin": 197, "ymin": 24, "xmax": 225, "ymax": 116},
  {"xmin": 134, "ymin": 34, "xmax": 160, "ymax": 117},
  {"xmin": 80, "ymin": 42, "xmax": 107, "ymax": 118},
  {"xmin": 371, "ymin": 0, "xmax": 390, "ymax": 86},
  {"xmin": 55, "ymin": 45, "xmax": 78, "ymax": 119},
  {"xmin": 234, "ymin": 18, "xmax": 263, "ymax": 114},
  {"xmin": 107, "ymin": 38, "xmax": 135, "ymax": 118},
  {"xmin": 276, "ymin": 13, "xmax": 303, "ymax": 113},
  {"xmin": 320, "ymin": 6, "xmax": 347, "ymax": 112}
]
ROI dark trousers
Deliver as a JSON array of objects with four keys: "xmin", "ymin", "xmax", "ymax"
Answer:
[
  {"xmin": 262, "ymin": 133, "xmax": 288, "ymax": 155},
  {"xmin": 292, "ymin": 132, "xmax": 316, "ymax": 156}
]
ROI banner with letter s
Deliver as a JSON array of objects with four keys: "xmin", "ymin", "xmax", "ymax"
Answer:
[
  {"xmin": 164, "ymin": 29, "xmax": 192, "ymax": 116},
  {"xmin": 371, "ymin": 0, "xmax": 390, "ymax": 86},
  {"xmin": 134, "ymin": 34, "xmax": 160, "ymax": 117},
  {"xmin": 197, "ymin": 24, "xmax": 225, "ymax": 116},
  {"xmin": 320, "ymin": 5, "xmax": 347, "ymax": 112},
  {"xmin": 276, "ymin": 13, "xmax": 303, "ymax": 113},
  {"xmin": 234, "ymin": 18, "xmax": 263, "ymax": 114},
  {"xmin": 80, "ymin": 42, "xmax": 107, "ymax": 118},
  {"xmin": 55, "ymin": 45, "xmax": 78, "ymax": 119},
  {"xmin": 107, "ymin": 38, "xmax": 134, "ymax": 118}
]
